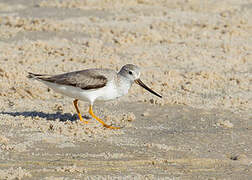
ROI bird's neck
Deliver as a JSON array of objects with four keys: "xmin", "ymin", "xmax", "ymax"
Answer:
[{"xmin": 116, "ymin": 75, "xmax": 133, "ymax": 97}]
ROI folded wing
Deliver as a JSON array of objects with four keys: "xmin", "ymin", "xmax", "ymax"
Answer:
[{"xmin": 28, "ymin": 70, "xmax": 108, "ymax": 90}]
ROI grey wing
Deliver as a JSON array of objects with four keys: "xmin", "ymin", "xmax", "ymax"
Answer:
[{"xmin": 36, "ymin": 70, "xmax": 108, "ymax": 90}]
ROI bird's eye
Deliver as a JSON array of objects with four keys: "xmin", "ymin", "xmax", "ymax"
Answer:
[{"xmin": 129, "ymin": 71, "xmax": 133, "ymax": 75}]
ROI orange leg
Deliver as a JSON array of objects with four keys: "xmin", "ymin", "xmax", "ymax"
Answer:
[
  {"xmin": 88, "ymin": 105, "xmax": 121, "ymax": 129},
  {"xmin": 73, "ymin": 99, "xmax": 88, "ymax": 124}
]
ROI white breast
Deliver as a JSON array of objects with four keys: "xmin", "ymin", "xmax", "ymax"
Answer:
[{"xmin": 95, "ymin": 79, "xmax": 131, "ymax": 102}]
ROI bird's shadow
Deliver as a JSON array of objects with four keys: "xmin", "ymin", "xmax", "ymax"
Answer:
[{"xmin": 0, "ymin": 111, "xmax": 91, "ymax": 122}]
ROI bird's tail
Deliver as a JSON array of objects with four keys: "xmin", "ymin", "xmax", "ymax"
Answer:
[{"xmin": 27, "ymin": 72, "xmax": 49, "ymax": 80}]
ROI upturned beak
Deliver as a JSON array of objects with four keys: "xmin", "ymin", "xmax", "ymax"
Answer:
[{"xmin": 134, "ymin": 79, "xmax": 162, "ymax": 98}]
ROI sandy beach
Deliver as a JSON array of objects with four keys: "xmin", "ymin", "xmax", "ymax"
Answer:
[{"xmin": 0, "ymin": 0, "xmax": 251, "ymax": 179}]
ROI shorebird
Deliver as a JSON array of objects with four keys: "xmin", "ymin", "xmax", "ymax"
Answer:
[{"xmin": 28, "ymin": 64, "xmax": 162, "ymax": 129}]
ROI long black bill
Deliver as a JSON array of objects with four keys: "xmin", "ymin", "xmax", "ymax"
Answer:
[{"xmin": 135, "ymin": 79, "xmax": 162, "ymax": 98}]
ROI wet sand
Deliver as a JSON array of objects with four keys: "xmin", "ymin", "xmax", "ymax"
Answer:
[{"xmin": 0, "ymin": 0, "xmax": 251, "ymax": 179}]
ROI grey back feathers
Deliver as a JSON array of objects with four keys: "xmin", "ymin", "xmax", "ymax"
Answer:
[{"xmin": 28, "ymin": 70, "xmax": 108, "ymax": 90}]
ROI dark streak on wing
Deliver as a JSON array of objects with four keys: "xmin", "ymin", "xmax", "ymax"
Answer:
[{"xmin": 30, "ymin": 70, "xmax": 108, "ymax": 90}]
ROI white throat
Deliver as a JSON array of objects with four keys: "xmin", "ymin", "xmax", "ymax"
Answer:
[{"xmin": 116, "ymin": 76, "xmax": 133, "ymax": 97}]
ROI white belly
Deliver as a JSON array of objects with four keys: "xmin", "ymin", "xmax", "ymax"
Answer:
[{"xmin": 42, "ymin": 80, "xmax": 123, "ymax": 104}]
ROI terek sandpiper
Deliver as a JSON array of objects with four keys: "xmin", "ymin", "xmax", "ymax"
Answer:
[{"xmin": 28, "ymin": 64, "xmax": 162, "ymax": 129}]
